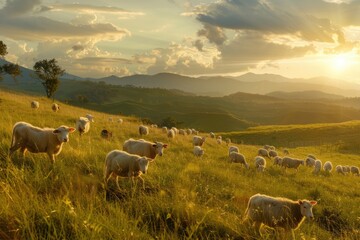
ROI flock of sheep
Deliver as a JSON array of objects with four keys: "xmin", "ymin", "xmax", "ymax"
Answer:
[{"xmin": 7, "ymin": 100, "xmax": 359, "ymax": 235}]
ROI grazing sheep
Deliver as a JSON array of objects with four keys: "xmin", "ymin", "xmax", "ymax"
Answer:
[
  {"xmin": 217, "ymin": 138, "xmax": 222, "ymax": 144},
  {"xmin": 171, "ymin": 127, "xmax": 179, "ymax": 135},
  {"xmin": 193, "ymin": 146, "xmax": 205, "ymax": 157},
  {"xmin": 350, "ymin": 166, "xmax": 359, "ymax": 176},
  {"xmin": 336, "ymin": 165, "xmax": 345, "ymax": 175},
  {"xmin": 255, "ymin": 156, "xmax": 266, "ymax": 171},
  {"xmin": 139, "ymin": 125, "xmax": 149, "ymax": 136},
  {"xmin": 229, "ymin": 152, "xmax": 249, "ymax": 168},
  {"xmin": 118, "ymin": 118, "xmax": 123, "ymax": 124},
  {"xmin": 258, "ymin": 148, "xmax": 269, "ymax": 158},
  {"xmin": 101, "ymin": 129, "xmax": 112, "ymax": 140},
  {"xmin": 104, "ymin": 150, "xmax": 153, "ymax": 189},
  {"xmin": 263, "ymin": 145, "xmax": 271, "ymax": 150},
  {"xmin": 273, "ymin": 156, "xmax": 283, "ymax": 166},
  {"xmin": 193, "ymin": 136, "xmax": 206, "ymax": 146},
  {"xmin": 313, "ymin": 160, "xmax": 322, "ymax": 174},
  {"xmin": 228, "ymin": 146, "xmax": 239, "ymax": 156},
  {"xmin": 31, "ymin": 101, "xmax": 39, "ymax": 109},
  {"xmin": 108, "ymin": 117, "xmax": 113, "ymax": 122},
  {"xmin": 342, "ymin": 165, "xmax": 351, "ymax": 174},
  {"xmin": 305, "ymin": 157, "xmax": 316, "ymax": 167},
  {"xmin": 210, "ymin": 132, "xmax": 215, "ymax": 138},
  {"xmin": 123, "ymin": 139, "xmax": 168, "ymax": 160},
  {"xmin": 323, "ymin": 161, "xmax": 333, "ymax": 172},
  {"xmin": 167, "ymin": 129, "xmax": 175, "ymax": 138},
  {"xmin": 85, "ymin": 114, "xmax": 94, "ymax": 122},
  {"xmin": 269, "ymin": 150, "xmax": 278, "ymax": 158},
  {"xmin": 51, "ymin": 103, "xmax": 60, "ymax": 112},
  {"xmin": 179, "ymin": 129, "xmax": 187, "ymax": 135},
  {"xmin": 192, "ymin": 129, "xmax": 199, "ymax": 135},
  {"xmin": 225, "ymin": 138, "xmax": 231, "ymax": 145},
  {"xmin": 186, "ymin": 129, "xmax": 192, "ymax": 135},
  {"xmin": 162, "ymin": 126, "xmax": 168, "ymax": 133},
  {"xmin": 9, "ymin": 121, "xmax": 75, "ymax": 163},
  {"xmin": 150, "ymin": 124, "xmax": 157, "ymax": 128},
  {"xmin": 307, "ymin": 154, "xmax": 316, "ymax": 160},
  {"xmin": 244, "ymin": 193, "xmax": 317, "ymax": 233},
  {"xmin": 283, "ymin": 149, "xmax": 290, "ymax": 155},
  {"xmin": 76, "ymin": 117, "xmax": 91, "ymax": 136},
  {"xmin": 281, "ymin": 157, "xmax": 304, "ymax": 171}
]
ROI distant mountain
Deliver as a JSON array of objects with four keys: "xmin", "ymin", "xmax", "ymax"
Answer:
[{"xmin": 266, "ymin": 91, "xmax": 344, "ymax": 100}]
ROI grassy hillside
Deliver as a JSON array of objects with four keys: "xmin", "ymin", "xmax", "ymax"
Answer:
[{"xmin": 0, "ymin": 89, "xmax": 359, "ymax": 239}]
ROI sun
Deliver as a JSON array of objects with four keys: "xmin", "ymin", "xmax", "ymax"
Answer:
[{"xmin": 332, "ymin": 54, "xmax": 349, "ymax": 71}]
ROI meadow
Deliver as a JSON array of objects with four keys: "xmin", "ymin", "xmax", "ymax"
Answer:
[{"xmin": 0, "ymin": 89, "xmax": 359, "ymax": 239}]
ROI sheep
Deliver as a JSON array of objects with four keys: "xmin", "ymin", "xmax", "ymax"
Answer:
[
  {"xmin": 323, "ymin": 161, "xmax": 333, "ymax": 172},
  {"xmin": 281, "ymin": 157, "xmax": 304, "ymax": 171},
  {"xmin": 335, "ymin": 165, "xmax": 345, "ymax": 175},
  {"xmin": 228, "ymin": 146, "xmax": 239, "ymax": 156},
  {"xmin": 229, "ymin": 152, "xmax": 249, "ymax": 168},
  {"xmin": 193, "ymin": 146, "xmax": 205, "ymax": 157},
  {"xmin": 216, "ymin": 138, "xmax": 222, "ymax": 144},
  {"xmin": 123, "ymin": 138, "xmax": 168, "ymax": 160},
  {"xmin": 150, "ymin": 124, "xmax": 157, "ymax": 128},
  {"xmin": 269, "ymin": 150, "xmax": 278, "ymax": 158},
  {"xmin": 162, "ymin": 126, "xmax": 168, "ymax": 133},
  {"xmin": 305, "ymin": 157, "xmax": 316, "ymax": 167},
  {"xmin": 192, "ymin": 129, "xmax": 199, "ymax": 135},
  {"xmin": 283, "ymin": 149, "xmax": 290, "ymax": 155},
  {"xmin": 210, "ymin": 132, "xmax": 215, "ymax": 138},
  {"xmin": 51, "ymin": 103, "xmax": 60, "ymax": 112},
  {"xmin": 313, "ymin": 160, "xmax": 322, "ymax": 174},
  {"xmin": 108, "ymin": 117, "xmax": 113, "ymax": 122},
  {"xmin": 101, "ymin": 129, "xmax": 112, "ymax": 140},
  {"xmin": 167, "ymin": 129, "xmax": 175, "ymax": 138},
  {"xmin": 186, "ymin": 129, "xmax": 192, "ymax": 135},
  {"xmin": 75, "ymin": 117, "xmax": 90, "ymax": 136},
  {"xmin": 9, "ymin": 121, "xmax": 75, "ymax": 163},
  {"xmin": 85, "ymin": 114, "xmax": 94, "ymax": 122},
  {"xmin": 171, "ymin": 127, "xmax": 179, "ymax": 135},
  {"xmin": 243, "ymin": 193, "xmax": 317, "ymax": 234},
  {"xmin": 104, "ymin": 150, "xmax": 153, "ymax": 189},
  {"xmin": 257, "ymin": 148, "xmax": 269, "ymax": 158},
  {"xmin": 117, "ymin": 118, "xmax": 123, "ymax": 124},
  {"xmin": 264, "ymin": 145, "xmax": 271, "ymax": 150},
  {"xmin": 273, "ymin": 156, "xmax": 283, "ymax": 166},
  {"xmin": 307, "ymin": 154, "xmax": 316, "ymax": 160},
  {"xmin": 139, "ymin": 125, "xmax": 149, "ymax": 136},
  {"xmin": 225, "ymin": 138, "xmax": 231, "ymax": 145},
  {"xmin": 31, "ymin": 101, "xmax": 39, "ymax": 109},
  {"xmin": 342, "ymin": 165, "xmax": 351, "ymax": 174},
  {"xmin": 350, "ymin": 166, "xmax": 359, "ymax": 176},
  {"xmin": 193, "ymin": 136, "xmax": 206, "ymax": 146},
  {"xmin": 179, "ymin": 129, "xmax": 187, "ymax": 135},
  {"xmin": 255, "ymin": 156, "xmax": 266, "ymax": 171}
]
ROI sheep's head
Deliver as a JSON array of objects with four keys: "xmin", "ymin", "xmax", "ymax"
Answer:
[{"xmin": 53, "ymin": 126, "xmax": 75, "ymax": 143}]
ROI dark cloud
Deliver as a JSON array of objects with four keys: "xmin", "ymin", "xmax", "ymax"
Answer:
[
  {"xmin": 72, "ymin": 45, "xmax": 85, "ymax": 51},
  {"xmin": 193, "ymin": 39, "xmax": 204, "ymax": 51},
  {"xmin": 0, "ymin": 0, "xmax": 41, "ymax": 16},
  {"xmin": 197, "ymin": 24, "xmax": 227, "ymax": 45}
]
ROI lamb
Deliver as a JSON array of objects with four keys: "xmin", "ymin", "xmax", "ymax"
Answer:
[
  {"xmin": 350, "ymin": 166, "xmax": 359, "ymax": 176},
  {"xmin": 162, "ymin": 126, "xmax": 168, "ymax": 133},
  {"xmin": 335, "ymin": 165, "xmax": 345, "ymax": 175},
  {"xmin": 193, "ymin": 136, "xmax": 206, "ymax": 146},
  {"xmin": 216, "ymin": 138, "xmax": 222, "ymax": 144},
  {"xmin": 273, "ymin": 156, "xmax": 283, "ymax": 166},
  {"xmin": 257, "ymin": 148, "xmax": 269, "ymax": 158},
  {"xmin": 123, "ymin": 138, "xmax": 168, "ymax": 160},
  {"xmin": 104, "ymin": 150, "xmax": 153, "ymax": 189},
  {"xmin": 229, "ymin": 152, "xmax": 249, "ymax": 168},
  {"xmin": 167, "ymin": 129, "xmax": 175, "ymax": 138},
  {"xmin": 268, "ymin": 150, "xmax": 278, "ymax": 158},
  {"xmin": 51, "ymin": 103, "xmax": 60, "ymax": 112},
  {"xmin": 139, "ymin": 125, "xmax": 149, "ymax": 136},
  {"xmin": 31, "ymin": 101, "xmax": 39, "ymax": 109},
  {"xmin": 9, "ymin": 121, "xmax": 75, "ymax": 163},
  {"xmin": 255, "ymin": 156, "xmax": 266, "ymax": 171},
  {"xmin": 85, "ymin": 114, "xmax": 94, "ymax": 122},
  {"xmin": 305, "ymin": 157, "xmax": 316, "ymax": 167},
  {"xmin": 244, "ymin": 193, "xmax": 317, "ymax": 233},
  {"xmin": 193, "ymin": 146, "xmax": 205, "ymax": 157},
  {"xmin": 228, "ymin": 146, "xmax": 239, "ymax": 156},
  {"xmin": 76, "ymin": 117, "xmax": 91, "ymax": 136},
  {"xmin": 323, "ymin": 161, "xmax": 333, "ymax": 172},
  {"xmin": 281, "ymin": 157, "xmax": 304, "ymax": 171},
  {"xmin": 101, "ymin": 129, "xmax": 112, "ymax": 139},
  {"xmin": 313, "ymin": 160, "xmax": 322, "ymax": 174}
]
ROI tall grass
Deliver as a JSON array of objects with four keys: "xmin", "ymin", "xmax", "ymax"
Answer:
[{"xmin": 0, "ymin": 89, "xmax": 359, "ymax": 239}]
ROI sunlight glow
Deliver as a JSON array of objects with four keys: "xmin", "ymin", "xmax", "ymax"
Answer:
[{"xmin": 332, "ymin": 55, "xmax": 348, "ymax": 71}]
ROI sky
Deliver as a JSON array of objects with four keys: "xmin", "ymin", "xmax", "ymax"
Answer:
[{"xmin": 0, "ymin": 0, "xmax": 360, "ymax": 81}]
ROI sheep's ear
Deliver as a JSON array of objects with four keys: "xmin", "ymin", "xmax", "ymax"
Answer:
[
  {"xmin": 152, "ymin": 144, "xmax": 157, "ymax": 148},
  {"xmin": 163, "ymin": 144, "xmax": 168, "ymax": 148},
  {"xmin": 53, "ymin": 129, "xmax": 60, "ymax": 134},
  {"xmin": 298, "ymin": 200, "xmax": 303, "ymax": 204},
  {"xmin": 68, "ymin": 127, "xmax": 76, "ymax": 133},
  {"xmin": 310, "ymin": 201, "xmax": 317, "ymax": 206}
]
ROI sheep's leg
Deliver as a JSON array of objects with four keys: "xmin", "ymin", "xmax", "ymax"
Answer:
[
  {"xmin": 47, "ymin": 153, "xmax": 55, "ymax": 163},
  {"xmin": 115, "ymin": 176, "xmax": 121, "ymax": 190},
  {"xmin": 9, "ymin": 144, "xmax": 21, "ymax": 156},
  {"xmin": 20, "ymin": 147, "xmax": 27, "ymax": 158}
]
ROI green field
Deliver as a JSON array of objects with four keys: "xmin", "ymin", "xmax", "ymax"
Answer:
[{"xmin": 0, "ymin": 89, "xmax": 359, "ymax": 239}]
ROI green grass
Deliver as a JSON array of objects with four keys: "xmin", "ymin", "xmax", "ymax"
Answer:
[{"xmin": 0, "ymin": 89, "xmax": 359, "ymax": 239}]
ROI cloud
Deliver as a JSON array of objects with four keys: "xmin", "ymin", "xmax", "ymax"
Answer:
[
  {"xmin": 197, "ymin": 24, "xmax": 227, "ymax": 45},
  {"xmin": 0, "ymin": 0, "xmax": 40, "ymax": 16}
]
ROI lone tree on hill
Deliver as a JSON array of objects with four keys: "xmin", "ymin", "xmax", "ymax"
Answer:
[
  {"xmin": 33, "ymin": 58, "xmax": 65, "ymax": 100},
  {"xmin": 0, "ymin": 40, "xmax": 21, "ymax": 81}
]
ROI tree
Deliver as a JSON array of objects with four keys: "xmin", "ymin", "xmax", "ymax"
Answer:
[
  {"xmin": 160, "ymin": 116, "xmax": 178, "ymax": 128},
  {"xmin": 33, "ymin": 59, "xmax": 65, "ymax": 99},
  {"xmin": 0, "ymin": 40, "xmax": 21, "ymax": 81}
]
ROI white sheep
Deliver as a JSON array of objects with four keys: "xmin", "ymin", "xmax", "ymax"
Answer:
[
  {"xmin": 350, "ymin": 166, "xmax": 359, "ymax": 176},
  {"xmin": 228, "ymin": 146, "xmax": 239, "ymax": 156},
  {"xmin": 216, "ymin": 138, "xmax": 222, "ymax": 144},
  {"xmin": 323, "ymin": 161, "xmax": 333, "ymax": 172},
  {"xmin": 306, "ymin": 157, "xmax": 316, "ymax": 167},
  {"xmin": 210, "ymin": 132, "xmax": 215, "ymax": 138},
  {"xmin": 104, "ymin": 150, "xmax": 153, "ymax": 189},
  {"xmin": 193, "ymin": 146, "xmax": 204, "ymax": 157},
  {"xmin": 179, "ymin": 129, "xmax": 187, "ymax": 135},
  {"xmin": 118, "ymin": 118, "xmax": 123, "ymax": 124},
  {"xmin": 281, "ymin": 157, "xmax": 304, "ymax": 171},
  {"xmin": 76, "ymin": 117, "xmax": 91, "ymax": 136},
  {"xmin": 186, "ymin": 129, "xmax": 192, "ymax": 135},
  {"xmin": 9, "ymin": 121, "xmax": 75, "ymax": 163},
  {"xmin": 193, "ymin": 136, "xmax": 206, "ymax": 146},
  {"xmin": 308, "ymin": 154, "xmax": 316, "ymax": 160},
  {"xmin": 283, "ymin": 149, "xmax": 290, "ymax": 155},
  {"xmin": 342, "ymin": 165, "xmax": 351, "ymax": 174},
  {"xmin": 254, "ymin": 156, "xmax": 266, "ymax": 171},
  {"xmin": 123, "ymin": 138, "xmax": 168, "ymax": 160},
  {"xmin": 139, "ymin": 125, "xmax": 149, "ymax": 136},
  {"xmin": 31, "ymin": 101, "xmax": 39, "ymax": 109},
  {"xmin": 313, "ymin": 160, "xmax": 322, "ymax": 174},
  {"xmin": 268, "ymin": 150, "xmax": 278, "ymax": 158},
  {"xmin": 273, "ymin": 156, "xmax": 283, "ymax": 166},
  {"xmin": 85, "ymin": 114, "xmax": 94, "ymax": 122},
  {"xmin": 335, "ymin": 165, "xmax": 345, "ymax": 175},
  {"xmin": 229, "ymin": 152, "xmax": 249, "ymax": 168},
  {"xmin": 51, "ymin": 103, "xmax": 60, "ymax": 112},
  {"xmin": 167, "ymin": 129, "xmax": 175, "ymax": 138},
  {"xmin": 162, "ymin": 126, "xmax": 168, "ymax": 133},
  {"xmin": 225, "ymin": 138, "xmax": 231, "ymax": 145},
  {"xmin": 171, "ymin": 127, "xmax": 179, "ymax": 135},
  {"xmin": 257, "ymin": 148, "xmax": 269, "ymax": 158}
]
